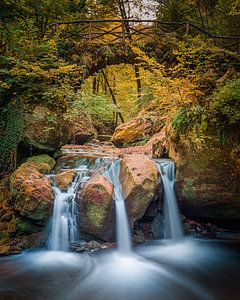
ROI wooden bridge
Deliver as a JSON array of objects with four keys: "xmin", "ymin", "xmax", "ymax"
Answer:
[{"xmin": 48, "ymin": 19, "xmax": 240, "ymax": 51}]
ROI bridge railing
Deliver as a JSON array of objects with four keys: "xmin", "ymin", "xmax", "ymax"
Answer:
[{"xmin": 47, "ymin": 19, "xmax": 240, "ymax": 52}]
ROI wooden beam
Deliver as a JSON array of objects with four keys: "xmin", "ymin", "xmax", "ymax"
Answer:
[{"xmin": 101, "ymin": 70, "xmax": 124, "ymax": 124}]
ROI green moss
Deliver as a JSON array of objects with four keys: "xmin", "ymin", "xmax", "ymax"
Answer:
[
  {"xmin": 24, "ymin": 207, "xmax": 48, "ymax": 221},
  {"xmin": 16, "ymin": 220, "xmax": 36, "ymax": 234},
  {"xmin": 87, "ymin": 203, "xmax": 106, "ymax": 228},
  {"xmin": 93, "ymin": 185, "xmax": 105, "ymax": 193},
  {"xmin": 0, "ymin": 102, "xmax": 24, "ymax": 173},
  {"xmin": 128, "ymin": 138, "xmax": 150, "ymax": 147},
  {"xmin": 210, "ymin": 78, "xmax": 240, "ymax": 125},
  {"xmin": 27, "ymin": 154, "xmax": 56, "ymax": 170}
]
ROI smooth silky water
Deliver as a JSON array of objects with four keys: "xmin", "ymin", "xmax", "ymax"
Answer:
[
  {"xmin": 0, "ymin": 159, "xmax": 240, "ymax": 300},
  {"xmin": 48, "ymin": 160, "xmax": 89, "ymax": 251},
  {"xmin": 155, "ymin": 159, "xmax": 184, "ymax": 241},
  {"xmin": 105, "ymin": 160, "xmax": 132, "ymax": 254}
]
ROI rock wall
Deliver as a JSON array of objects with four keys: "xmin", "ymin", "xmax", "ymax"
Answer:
[{"xmin": 167, "ymin": 125, "xmax": 240, "ymax": 220}]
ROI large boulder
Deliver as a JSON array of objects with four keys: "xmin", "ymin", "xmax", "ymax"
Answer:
[
  {"xmin": 119, "ymin": 154, "xmax": 159, "ymax": 227},
  {"xmin": 111, "ymin": 116, "xmax": 164, "ymax": 147},
  {"xmin": 23, "ymin": 105, "xmax": 97, "ymax": 152},
  {"xmin": 0, "ymin": 174, "xmax": 49, "ymax": 255},
  {"xmin": 52, "ymin": 170, "xmax": 77, "ymax": 191},
  {"xmin": 10, "ymin": 163, "xmax": 54, "ymax": 221},
  {"xmin": 167, "ymin": 125, "xmax": 240, "ymax": 221},
  {"xmin": 78, "ymin": 175, "xmax": 114, "ymax": 241}
]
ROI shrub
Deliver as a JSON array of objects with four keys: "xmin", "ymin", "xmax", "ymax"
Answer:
[
  {"xmin": 210, "ymin": 78, "xmax": 240, "ymax": 125},
  {"xmin": 171, "ymin": 104, "xmax": 207, "ymax": 134}
]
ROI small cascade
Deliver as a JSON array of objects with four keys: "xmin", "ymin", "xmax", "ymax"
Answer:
[
  {"xmin": 105, "ymin": 160, "xmax": 132, "ymax": 254},
  {"xmin": 155, "ymin": 159, "xmax": 183, "ymax": 241},
  {"xmin": 48, "ymin": 161, "xmax": 89, "ymax": 251}
]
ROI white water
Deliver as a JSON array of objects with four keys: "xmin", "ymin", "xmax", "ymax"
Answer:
[
  {"xmin": 105, "ymin": 160, "xmax": 132, "ymax": 254},
  {"xmin": 48, "ymin": 161, "xmax": 89, "ymax": 251},
  {"xmin": 156, "ymin": 159, "xmax": 183, "ymax": 241}
]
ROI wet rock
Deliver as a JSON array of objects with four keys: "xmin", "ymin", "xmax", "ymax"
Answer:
[
  {"xmin": 120, "ymin": 154, "xmax": 159, "ymax": 227},
  {"xmin": 71, "ymin": 240, "xmax": 102, "ymax": 253},
  {"xmin": 70, "ymin": 240, "xmax": 116, "ymax": 253},
  {"xmin": 133, "ymin": 230, "xmax": 146, "ymax": 244},
  {"xmin": 55, "ymin": 154, "xmax": 111, "ymax": 173},
  {"xmin": 10, "ymin": 162, "xmax": 54, "ymax": 221},
  {"xmin": 183, "ymin": 219, "xmax": 219, "ymax": 238},
  {"xmin": 151, "ymin": 213, "xmax": 165, "ymax": 239},
  {"xmin": 111, "ymin": 116, "xmax": 164, "ymax": 147},
  {"xmin": 0, "ymin": 236, "xmax": 29, "ymax": 256},
  {"xmin": 52, "ymin": 170, "xmax": 77, "ymax": 191},
  {"xmin": 79, "ymin": 175, "xmax": 114, "ymax": 241}
]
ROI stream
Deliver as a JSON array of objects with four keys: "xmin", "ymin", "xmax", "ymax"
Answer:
[
  {"xmin": 0, "ymin": 157, "xmax": 239, "ymax": 300},
  {"xmin": 0, "ymin": 239, "xmax": 240, "ymax": 300}
]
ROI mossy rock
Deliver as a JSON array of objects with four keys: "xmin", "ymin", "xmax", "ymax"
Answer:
[
  {"xmin": 167, "ymin": 123, "xmax": 240, "ymax": 219},
  {"xmin": 86, "ymin": 203, "xmax": 108, "ymax": 229},
  {"xmin": 26, "ymin": 154, "xmax": 56, "ymax": 174},
  {"xmin": 23, "ymin": 105, "xmax": 97, "ymax": 152},
  {"xmin": 79, "ymin": 175, "xmax": 114, "ymax": 241},
  {"xmin": 10, "ymin": 162, "xmax": 54, "ymax": 222}
]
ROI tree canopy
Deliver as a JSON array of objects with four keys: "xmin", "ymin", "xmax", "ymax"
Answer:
[{"xmin": 0, "ymin": 0, "xmax": 239, "ymax": 173}]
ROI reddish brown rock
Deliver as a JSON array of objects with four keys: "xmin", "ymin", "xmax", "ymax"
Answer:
[
  {"xmin": 10, "ymin": 163, "xmax": 54, "ymax": 221},
  {"xmin": 120, "ymin": 154, "xmax": 159, "ymax": 227},
  {"xmin": 111, "ymin": 116, "xmax": 164, "ymax": 147},
  {"xmin": 79, "ymin": 175, "xmax": 114, "ymax": 241},
  {"xmin": 52, "ymin": 170, "xmax": 77, "ymax": 191}
]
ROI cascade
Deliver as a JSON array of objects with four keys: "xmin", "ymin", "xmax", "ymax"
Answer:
[
  {"xmin": 155, "ymin": 159, "xmax": 183, "ymax": 241},
  {"xmin": 48, "ymin": 159, "xmax": 90, "ymax": 251},
  {"xmin": 105, "ymin": 160, "xmax": 132, "ymax": 254}
]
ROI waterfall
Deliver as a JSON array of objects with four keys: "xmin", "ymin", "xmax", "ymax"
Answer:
[
  {"xmin": 105, "ymin": 160, "xmax": 132, "ymax": 254},
  {"xmin": 48, "ymin": 161, "xmax": 89, "ymax": 251},
  {"xmin": 155, "ymin": 159, "xmax": 183, "ymax": 241}
]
